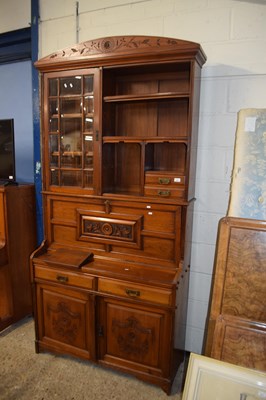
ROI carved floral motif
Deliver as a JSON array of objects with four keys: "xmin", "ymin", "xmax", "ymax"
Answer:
[
  {"xmin": 47, "ymin": 302, "xmax": 81, "ymax": 343},
  {"xmin": 48, "ymin": 36, "xmax": 182, "ymax": 61},
  {"xmin": 83, "ymin": 219, "xmax": 133, "ymax": 240},
  {"xmin": 112, "ymin": 316, "xmax": 154, "ymax": 357}
]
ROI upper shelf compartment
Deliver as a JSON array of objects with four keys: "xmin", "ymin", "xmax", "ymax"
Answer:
[{"xmin": 103, "ymin": 62, "xmax": 191, "ymax": 100}]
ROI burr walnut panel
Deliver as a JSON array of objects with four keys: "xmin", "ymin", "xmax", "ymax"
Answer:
[
  {"xmin": 211, "ymin": 315, "xmax": 266, "ymax": 371},
  {"xmin": 205, "ymin": 217, "xmax": 266, "ymax": 371},
  {"xmin": 222, "ymin": 227, "xmax": 266, "ymax": 321}
]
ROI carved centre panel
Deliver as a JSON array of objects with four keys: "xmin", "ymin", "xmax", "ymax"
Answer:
[
  {"xmin": 47, "ymin": 301, "xmax": 81, "ymax": 344},
  {"xmin": 112, "ymin": 316, "xmax": 154, "ymax": 357},
  {"xmin": 77, "ymin": 209, "xmax": 143, "ymax": 249},
  {"xmin": 105, "ymin": 302, "xmax": 162, "ymax": 367}
]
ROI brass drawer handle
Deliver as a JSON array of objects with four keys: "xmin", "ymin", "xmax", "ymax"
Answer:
[
  {"xmin": 158, "ymin": 190, "xmax": 170, "ymax": 197},
  {"xmin": 158, "ymin": 177, "xmax": 170, "ymax": 185},
  {"xmin": 56, "ymin": 275, "xmax": 69, "ymax": 283},
  {"xmin": 125, "ymin": 288, "xmax": 140, "ymax": 298}
]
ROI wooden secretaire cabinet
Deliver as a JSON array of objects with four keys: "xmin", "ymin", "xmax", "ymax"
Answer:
[{"xmin": 31, "ymin": 36, "xmax": 206, "ymax": 394}]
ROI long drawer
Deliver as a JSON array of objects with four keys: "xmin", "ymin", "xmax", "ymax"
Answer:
[
  {"xmin": 34, "ymin": 265, "xmax": 95, "ymax": 290},
  {"xmin": 98, "ymin": 277, "xmax": 173, "ymax": 306}
]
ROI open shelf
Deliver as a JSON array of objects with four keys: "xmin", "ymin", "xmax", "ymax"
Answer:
[
  {"xmin": 103, "ymin": 61, "xmax": 191, "ymax": 97},
  {"xmin": 102, "ymin": 136, "xmax": 188, "ymax": 144},
  {"xmin": 103, "ymin": 92, "xmax": 189, "ymax": 102},
  {"xmin": 103, "ymin": 99, "xmax": 189, "ymax": 138},
  {"xmin": 102, "ymin": 141, "xmax": 187, "ymax": 198}
]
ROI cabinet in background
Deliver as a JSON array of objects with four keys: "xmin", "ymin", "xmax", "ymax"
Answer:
[
  {"xmin": 31, "ymin": 36, "xmax": 206, "ymax": 394},
  {"xmin": 0, "ymin": 184, "xmax": 36, "ymax": 331}
]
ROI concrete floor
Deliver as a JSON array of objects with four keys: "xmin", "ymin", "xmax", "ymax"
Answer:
[{"xmin": 0, "ymin": 317, "xmax": 184, "ymax": 400}]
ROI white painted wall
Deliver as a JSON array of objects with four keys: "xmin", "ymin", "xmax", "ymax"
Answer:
[
  {"xmin": 0, "ymin": 0, "xmax": 31, "ymax": 33},
  {"xmin": 2, "ymin": 0, "xmax": 265, "ymax": 354}
]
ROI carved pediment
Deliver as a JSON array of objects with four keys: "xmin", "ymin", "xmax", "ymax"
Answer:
[{"xmin": 35, "ymin": 35, "xmax": 206, "ymax": 71}]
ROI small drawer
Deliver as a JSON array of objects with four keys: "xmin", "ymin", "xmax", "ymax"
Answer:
[
  {"xmin": 145, "ymin": 172, "xmax": 185, "ymax": 186},
  {"xmin": 98, "ymin": 278, "xmax": 173, "ymax": 306},
  {"xmin": 144, "ymin": 186, "xmax": 185, "ymax": 199},
  {"xmin": 35, "ymin": 265, "xmax": 95, "ymax": 290}
]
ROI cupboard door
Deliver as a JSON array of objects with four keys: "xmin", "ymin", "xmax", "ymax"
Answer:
[
  {"xmin": 36, "ymin": 283, "xmax": 95, "ymax": 360},
  {"xmin": 44, "ymin": 69, "xmax": 101, "ymax": 193},
  {"xmin": 97, "ymin": 297, "xmax": 173, "ymax": 378}
]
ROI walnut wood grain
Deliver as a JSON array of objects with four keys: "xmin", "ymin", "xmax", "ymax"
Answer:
[
  {"xmin": 211, "ymin": 315, "xmax": 266, "ymax": 371},
  {"xmin": 205, "ymin": 217, "xmax": 266, "ymax": 371}
]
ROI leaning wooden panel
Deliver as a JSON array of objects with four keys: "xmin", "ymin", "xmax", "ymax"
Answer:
[
  {"xmin": 204, "ymin": 216, "xmax": 266, "ymax": 370},
  {"xmin": 211, "ymin": 315, "xmax": 266, "ymax": 371}
]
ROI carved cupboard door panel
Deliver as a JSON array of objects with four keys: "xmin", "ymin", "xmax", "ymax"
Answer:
[
  {"xmin": 97, "ymin": 297, "xmax": 173, "ymax": 379},
  {"xmin": 36, "ymin": 283, "xmax": 95, "ymax": 360}
]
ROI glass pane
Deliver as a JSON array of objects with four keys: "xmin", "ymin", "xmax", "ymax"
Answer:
[
  {"xmin": 60, "ymin": 118, "xmax": 82, "ymax": 156},
  {"xmin": 84, "ymin": 96, "xmax": 94, "ymax": 114},
  {"xmin": 47, "ymin": 73, "xmax": 96, "ymax": 189},
  {"xmin": 61, "ymin": 118, "xmax": 82, "ymax": 136},
  {"xmin": 84, "ymin": 134, "xmax": 93, "ymax": 168},
  {"xmin": 61, "ymin": 98, "xmax": 82, "ymax": 115},
  {"xmin": 84, "ymin": 171, "xmax": 93, "ymax": 187},
  {"xmin": 61, "ymin": 170, "xmax": 82, "ymax": 186},
  {"xmin": 50, "ymin": 169, "xmax": 59, "ymax": 185},
  {"xmin": 84, "ymin": 116, "xmax": 93, "ymax": 132},
  {"xmin": 60, "ymin": 125, "xmax": 82, "ymax": 168},
  {"xmin": 84, "ymin": 75, "xmax": 93, "ymax": 93},
  {"xmin": 49, "ymin": 78, "xmax": 58, "ymax": 96},
  {"xmin": 49, "ymin": 99, "xmax": 58, "ymax": 116},
  {"xmin": 61, "ymin": 152, "xmax": 82, "ymax": 168},
  {"xmin": 60, "ymin": 76, "xmax": 82, "ymax": 96},
  {"xmin": 49, "ymin": 118, "xmax": 58, "ymax": 132},
  {"xmin": 49, "ymin": 135, "xmax": 59, "ymax": 167}
]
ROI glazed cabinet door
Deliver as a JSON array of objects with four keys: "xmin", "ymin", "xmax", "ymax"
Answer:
[
  {"xmin": 97, "ymin": 297, "xmax": 174, "ymax": 383},
  {"xmin": 43, "ymin": 68, "xmax": 101, "ymax": 194},
  {"xmin": 35, "ymin": 282, "xmax": 95, "ymax": 360}
]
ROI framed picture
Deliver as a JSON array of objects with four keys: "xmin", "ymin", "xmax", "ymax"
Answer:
[{"xmin": 182, "ymin": 353, "xmax": 266, "ymax": 400}]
